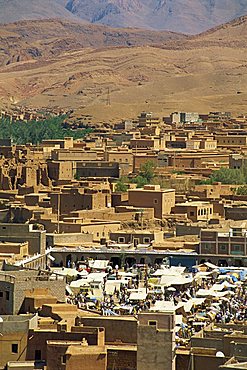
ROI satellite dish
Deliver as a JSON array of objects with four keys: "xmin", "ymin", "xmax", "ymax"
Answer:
[{"xmin": 216, "ymin": 351, "xmax": 225, "ymax": 358}]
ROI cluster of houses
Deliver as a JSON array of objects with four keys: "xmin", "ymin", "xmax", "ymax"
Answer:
[{"xmin": 0, "ymin": 110, "xmax": 247, "ymax": 369}]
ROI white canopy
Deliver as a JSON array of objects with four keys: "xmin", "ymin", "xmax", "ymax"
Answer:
[
  {"xmin": 70, "ymin": 279, "xmax": 89, "ymax": 288},
  {"xmin": 89, "ymin": 260, "xmax": 109, "ymax": 270},
  {"xmin": 129, "ymin": 288, "xmax": 147, "ymax": 301},
  {"xmin": 53, "ymin": 268, "xmax": 78, "ymax": 277},
  {"xmin": 150, "ymin": 300, "xmax": 176, "ymax": 312},
  {"xmin": 152, "ymin": 266, "xmax": 186, "ymax": 277},
  {"xmin": 87, "ymin": 272, "xmax": 108, "ymax": 283},
  {"xmin": 160, "ymin": 275, "xmax": 193, "ymax": 287}
]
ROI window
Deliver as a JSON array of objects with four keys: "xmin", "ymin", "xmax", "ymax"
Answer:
[
  {"xmin": 143, "ymin": 237, "xmax": 150, "ymax": 244},
  {"xmin": 148, "ymin": 320, "xmax": 157, "ymax": 326},
  {"xmin": 35, "ymin": 350, "xmax": 41, "ymax": 361},
  {"xmin": 61, "ymin": 355, "xmax": 66, "ymax": 365},
  {"xmin": 6, "ymin": 291, "xmax": 9, "ymax": 301},
  {"xmin": 190, "ymin": 211, "xmax": 195, "ymax": 216},
  {"xmin": 133, "ymin": 238, "xmax": 139, "ymax": 247},
  {"xmin": 118, "ymin": 237, "xmax": 125, "ymax": 243},
  {"xmin": 153, "ymin": 199, "xmax": 158, "ymax": 204},
  {"xmin": 12, "ymin": 344, "xmax": 18, "ymax": 354},
  {"xmin": 0, "ymin": 291, "xmax": 3, "ymax": 298}
]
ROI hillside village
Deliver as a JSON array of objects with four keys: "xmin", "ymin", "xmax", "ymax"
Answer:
[{"xmin": 0, "ymin": 110, "xmax": 247, "ymax": 369}]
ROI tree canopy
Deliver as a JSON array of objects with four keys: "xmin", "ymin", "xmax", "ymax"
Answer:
[
  {"xmin": 201, "ymin": 167, "xmax": 246, "ymax": 185},
  {"xmin": 0, "ymin": 116, "xmax": 92, "ymax": 145},
  {"xmin": 235, "ymin": 185, "xmax": 247, "ymax": 195},
  {"xmin": 139, "ymin": 160, "xmax": 156, "ymax": 183}
]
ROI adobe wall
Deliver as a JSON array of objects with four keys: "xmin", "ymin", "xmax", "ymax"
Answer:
[
  {"xmin": 0, "ymin": 280, "xmax": 14, "ymax": 314},
  {"xmin": 26, "ymin": 330, "xmax": 99, "ymax": 361},
  {"xmin": 107, "ymin": 348, "xmax": 136, "ymax": 370},
  {"xmin": 191, "ymin": 337, "xmax": 223, "ymax": 351},
  {"xmin": 46, "ymin": 232, "xmax": 93, "ymax": 247},
  {"xmin": 77, "ymin": 317, "xmax": 137, "ymax": 344},
  {"xmin": 137, "ymin": 326, "xmax": 175, "ymax": 370}
]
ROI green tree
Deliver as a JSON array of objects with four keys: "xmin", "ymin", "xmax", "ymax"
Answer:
[
  {"xmin": 74, "ymin": 173, "xmax": 81, "ymax": 181},
  {"xmin": 0, "ymin": 116, "xmax": 92, "ymax": 145},
  {"xmin": 139, "ymin": 161, "xmax": 156, "ymax": 182},
  {"xmin": 236, "ymin": 185, "xmax": 247, "ymax": 195},
  {"xmin": 115, "ymin": 178, "xmax": 128, "ymax": 192},
  {"xmin": 210, "ymin": 167, "xmax": 245, "ymax": 185},
  {"xmin": 133, "ymin": 175, "xmax": 149, "ymax": 188}
]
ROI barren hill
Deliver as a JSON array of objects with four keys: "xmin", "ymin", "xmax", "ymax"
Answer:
[
  {"xmin": 0, "ymin": 19, "xmax": 185, "ymax": 67},
  {"xmin": 0, "ymin": 17, "xmax": 246, "ymax": 123}
]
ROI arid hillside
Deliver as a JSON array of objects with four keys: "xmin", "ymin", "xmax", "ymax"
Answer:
[
  {"xmin": 0, "ymin": 19, "xmax": 185, "ymax": 67},
  {"xmin": 0, "ymin": 17, "xmax": 246, "ymax": 124}
]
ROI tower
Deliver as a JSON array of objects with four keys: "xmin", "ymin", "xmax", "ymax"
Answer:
[{"xmin": 137, "ymin": 312, "xmax": 176, "ymax": 370}]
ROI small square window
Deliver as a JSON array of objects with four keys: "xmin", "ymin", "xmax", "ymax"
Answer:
[
  {"xmin": 12, "ymin": 344, "xmax": 18, "ymax": 354},
  {"xmin": 148, "ymin": 320, "xmax": 157, "ymax": 326},
  {"xmin": 153, "ymin": 199, "xmax": 158, "ymax": 204}
]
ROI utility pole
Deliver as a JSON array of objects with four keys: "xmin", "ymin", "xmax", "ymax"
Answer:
[
  {"xmin": 144, "ymin": 264, "xmax": 148, "ymax": 294},
  {"xmin": 106, "ymin": 87, "xmax": 111, "ymax": 106},
  {"xmin": 140, "ymin": 209, "xmax": 144, "ymax": 230},
  {"xmin": 57, "ymin": 192, "xmax": 60, "ymax": 234}
]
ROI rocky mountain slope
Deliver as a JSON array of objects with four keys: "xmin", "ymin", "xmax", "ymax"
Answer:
[
  {"xmin": 59, "ymin": 0, "xmax": 247, "ymax": 33},
  {"xmin": 0, "ymin": 19, "xmax": 185, "ymax": 67},
  {"xmin": 0, "ymin": 16, "xmax": 246, "ymax": 122},
  {"xmin": 0, "ymin": 0, "xmax": 247, "ymax": 34}
]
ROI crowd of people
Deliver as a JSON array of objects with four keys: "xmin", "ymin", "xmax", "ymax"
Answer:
[{"xmin": 63, "ymin": 260, "xmax": 247, "ymax": 344}]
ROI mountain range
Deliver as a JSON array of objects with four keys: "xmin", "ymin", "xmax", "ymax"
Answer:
[
  {"xmin": 0, "ymin": 15, "xmax": 246, "ymax": 123},
  {"xmin": 1, "ymin": 0, "xmax": 247, "ymax": 34}
]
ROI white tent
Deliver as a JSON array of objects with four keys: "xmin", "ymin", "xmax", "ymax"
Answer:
[
  {"xmin": 150, "ymin": 300, "xmax": 176, "ymax": 312},
  {"xmin": 129, "ymin": 288, "xmax": 147, "ymax": 301},
  {"xmin": 53, "ymin": 268, "xmax": 78, "ymax": 278},
  {"xmin": 160, "ymin": 275, "xmax": 193, "ymax": 287},
  {"xmin": 87, "ymin": 272, "xmax": 108, "ymax": 283},
  {"xmin": 70, "ymin": 279, "xmax": 89, "ymax": 288},
  {"xmin": 89, "ymin": 260, "xmax": 109, "ymax": 270},
  {"xmin": 105, "ymin": 280, "xmax": 122, "ymax": 295}
]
